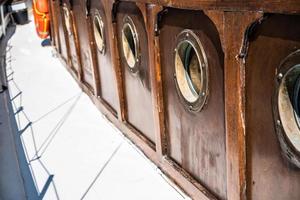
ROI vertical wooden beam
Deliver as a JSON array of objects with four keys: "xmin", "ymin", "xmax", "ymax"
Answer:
[
  {"xmin": 53, "ymin": 0, "xmax": 62, "ymax": 53},
  {"xmin": 61, "ymin": 4, "xmax": 73, "ymax": 67},
  {"xmin": 70, "ymin": 10, "xmax": 84, "ymax": 82},
  {"xmin": 48, "ymin": 0, "xmax": 55, "ymax": 46},
  {"xmin": 223, "ymin": 11, "xmax": 262, "ymax": 200},
  {"xmin": 146, "ymin": 5, "xmax": 165, "ymax": 159},
  {"xmin": 105, "ymin": 0, "xmax": 126, "ymax": 121}
]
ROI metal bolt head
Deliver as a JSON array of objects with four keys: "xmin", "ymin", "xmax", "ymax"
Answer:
[
  {"xmin": 277, "ymin": 73, "xmax": 283, "ymax": 80},
  {"xmin": 277, "ymin": 119, "xmax": 281, "ymax": 126}
]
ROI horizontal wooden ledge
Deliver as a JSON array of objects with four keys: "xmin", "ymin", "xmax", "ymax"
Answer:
[{"xmin": 118, "ymin": 0, "xmax": 300, "ymax": 14}]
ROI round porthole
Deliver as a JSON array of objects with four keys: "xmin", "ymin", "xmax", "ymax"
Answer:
[
  {"xmin": 93, "ymin": 13, "xmax": 105, "ymax": 54},
  {"xmin": 274, "ymin": 50, "xmax": 300, "ymax": 168},
  {"xmin": 63, "ymin": 5, "xmax": 72, "ymax": 36},
  {"xmin": 174, "ymin": 30, "xmax": 208, "ymax": 112},
  {"xmin": 121, "ymin": 16, "xmax": 140, "ymax": 73}
]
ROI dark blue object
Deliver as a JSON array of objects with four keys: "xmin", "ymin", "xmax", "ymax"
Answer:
[{"xmin": 41, "ymin": 39, "xmax": 51, "ymax": 47}]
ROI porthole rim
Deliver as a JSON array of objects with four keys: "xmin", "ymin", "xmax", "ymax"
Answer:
[
  {"xmin": 121, "ymin": 15, "xmax": 140, "ymax": 74},
  {"xmin": 173, "ymin": 29, "xmax": 209, "ymax": 113},
  {"xmin": 92, "ymin": 10, "xmax": 106, "ymax": 55},
  {"xmin": 273, "ymin": 50, "xmax": 300, "ymax": 168}
]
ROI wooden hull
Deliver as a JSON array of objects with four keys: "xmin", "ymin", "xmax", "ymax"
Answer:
[
  {"xmin": 49, "ymin": 1, "xmax": 300, "ymax": 199},
  {"xmin": 89, "ymin": 0, "xmax": 120, "ymax": 115},
  {"xmin": 245, "ymin": 14, "xmax": 300, "ymax": 200},
  {"xmin": 72, "ymin": 0, "xmax": 97, "ymax": 92}
]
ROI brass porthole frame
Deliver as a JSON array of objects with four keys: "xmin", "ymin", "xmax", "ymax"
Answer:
[
  {"xmin": 173, "ymin": 29, "xmax": 209, "ymax": 113},
  {"xmin": 121, "ymin": 15, "xmax": 140, "ymax": 74},
  {"xmin": 273, "ymin": 50, "xmax": 300, "ymax": 168},
  {"xmin": 92, "ymin": 10, "xmax": 106, "ymax": 55}
]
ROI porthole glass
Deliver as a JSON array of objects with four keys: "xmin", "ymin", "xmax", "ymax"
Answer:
[
  {"xmin": 175, "ymin": 41, "xmax": 202, "ymax": 103},
  {"xmin": 121, "ymin": 16, "xmax": 139, "ymax": 71},
  {"xmin": 174, "ymin": 30, "xmax": 208, "ymax": 112},
  {"xmin": 93, "ymin": 14, "xmax": 105, "ymax": 54},
  {"xmin": 63, "ymin": 6, "xmax": 71, "ymax": 36}
]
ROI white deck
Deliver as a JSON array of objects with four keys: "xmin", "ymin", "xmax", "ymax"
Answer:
[{"xmin": 6, "ymin": 19, "xmax": 189, "ymax": 200}]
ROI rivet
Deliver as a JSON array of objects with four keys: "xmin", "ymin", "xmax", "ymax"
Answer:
[
  {"xmin": 186, "ymin": 33, "xmax": 189, "ymax": 38},
  {"xmin": 277, "ymin": 120, "xmax": 281, "ymax": 126},
  {"xmin": 277, "ymin": 73, "xmax": 283, "ymax": 80}
]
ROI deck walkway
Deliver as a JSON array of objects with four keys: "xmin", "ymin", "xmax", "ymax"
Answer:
[
  {"xmin": 0, "ymin": 24, "xmax": 38, "ymax": 200},
  {"xmin": 0, "ymin": 17, "xmax": 188, "ymax": 200}
]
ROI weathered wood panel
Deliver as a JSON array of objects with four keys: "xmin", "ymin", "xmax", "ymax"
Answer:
[
  {"xmin": 116, "ymin": 2, "xmax": 156, "ymax": 144},
  {"xmin": 159, "ymin": 8, "xmax": 226, "ymax": 199},
  {"xmin": 89, "ymin": 0, "xmax": 119, "ymax": 115},
  {"xmin": 51, "ymin": 1, "xmax": 300, "ymax": 199},
  {"xmin": 54, "ymin": 0, "xmax": 69, "ymax": 63},
  {"xmin": 72, "ymin": 0, "xmax": 98, "ymax": 92},
  {"xmin": 245, "ymin": 14, "xmax": 300, "ymax": 200},
  {"xmin": 61, "ymin": 0, "xmax": 82, "ymax": 78}
]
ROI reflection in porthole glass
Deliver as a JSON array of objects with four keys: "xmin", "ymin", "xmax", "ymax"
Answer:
[
  {"xmin": 93, "ymin": 14, "xmax": 105, "ymax": 54},
  {"xmin": 122, "ymin": 18, "xmax": 138, "ymax": 69},
  {"xmin": 175, "ymin": 41, "xmax": 203, "ymax": 103},
  {"xmin": 63, "ymin": 6, "xmax": 71, "ymax": 36}
]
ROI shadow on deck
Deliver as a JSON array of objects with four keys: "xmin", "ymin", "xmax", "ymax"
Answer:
[{"xmin": 0, "ymin": 24, "xmax": 57, "ymax": 200}]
